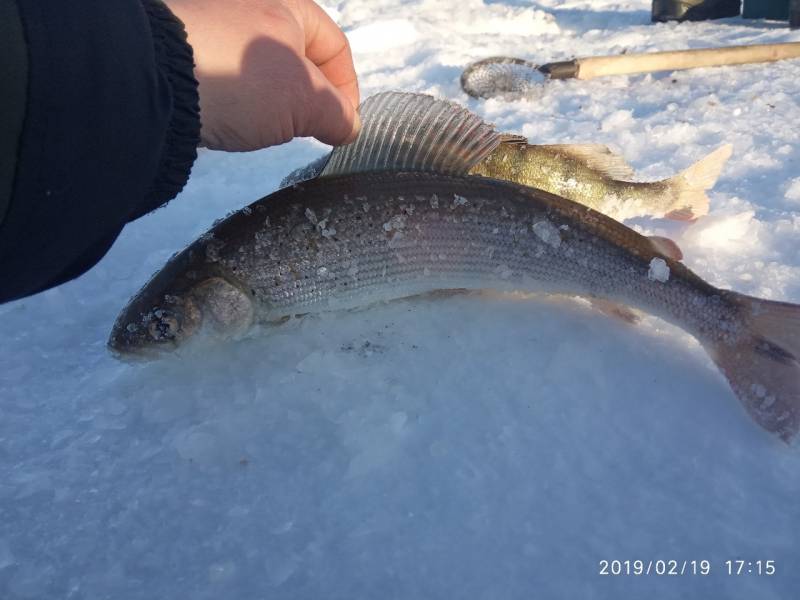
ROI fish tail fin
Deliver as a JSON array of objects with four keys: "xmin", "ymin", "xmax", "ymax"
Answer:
[
  {"xmin": 663, "ymin": 144, "xmax": 732, "ymax": 221},
  {"xmin": 706, "ymin": 291, "xmax": 800, "ymax": 442}
]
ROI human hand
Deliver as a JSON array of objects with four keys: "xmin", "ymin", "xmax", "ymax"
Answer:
[{"xmin": 165, "ymin": 0, "xmax": 360, "ymax": 151}]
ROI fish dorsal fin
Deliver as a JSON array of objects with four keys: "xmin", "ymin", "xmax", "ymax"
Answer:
[
  {"xmin": 321, "ymin": 92, "xmax": 503, "ymax": 177},
  {"xmin": 539, "ymin": 144, "xmax": 636, "ymax": 181},
  {"xmin": 280, "ymin": 153, "xmax": 330, "ymax": 188},
  {"xmin": 648, "ymin": 235, "xmax": 683, "ymax": 261}
]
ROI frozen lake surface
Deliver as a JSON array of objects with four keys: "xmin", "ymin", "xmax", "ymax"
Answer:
[{"xmin": 2, "ymin": 1, "xmax": 800, "ymax": 598}]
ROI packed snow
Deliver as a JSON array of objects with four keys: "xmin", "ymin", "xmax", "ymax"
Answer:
[
  {"xmin": 647, "ymin": 257, "xmax": 671, "ymax": 282},
  {"xmin": 2, "ymin": 1, "xmax": 800, "ymax": 598}
]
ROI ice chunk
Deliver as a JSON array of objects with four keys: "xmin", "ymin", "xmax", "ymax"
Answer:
[
  {"xmin": 383, "ymin": 214, "xmax": 407, "ymax": 232},
  {"xmin": 453, "ymin": 194, "xmax": 468, "ymax": 207},
  {"xmin": 647, "ymin": 257, "xmax": 670, "ymax": 283},
  {"xmin": 532, "ymin": 220, "xmax": 562, "ymax": 248}
]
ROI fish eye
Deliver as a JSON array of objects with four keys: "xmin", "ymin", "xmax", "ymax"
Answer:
[{"xmin": 147, "ymin": 310, "xmax": 180, "ymax": 341}]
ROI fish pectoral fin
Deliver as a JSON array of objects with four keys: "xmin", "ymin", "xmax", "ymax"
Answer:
[
  {"xmin": 321, "ymin": 92, "xmax": 503, "ymax": 178},
  {"xmin": 538, "ymin": 144, "xmax": 636, "ymax": 180},
  {"xmin": 663, "ymin": 207, "xmax": 698, "ymax": 221},
  {"xmin": 588, "ymin": 298, "xmax": 641, "ymax": 325},
  {"xmin": 647, "ymin": 235, "xmax": 683, "ymax": 261},
  {"xmin": 498, "ymin": 133, "xmax": 528, "ymax": 146}
]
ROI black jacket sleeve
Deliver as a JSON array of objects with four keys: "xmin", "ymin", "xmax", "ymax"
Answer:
[{"xmin": 0, "ymin": 0, "xmax": 200, "ymax": 303}]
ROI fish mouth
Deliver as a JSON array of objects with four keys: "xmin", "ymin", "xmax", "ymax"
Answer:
[
  {"xmin": 107, "ymin": 288, "xmax": 202, "ymax": 361},
  {"xmin": 107, "ymin": 316, "xmax": 181, "ymax": 361},
  {"xmin": 106, "ymin": 335, "xmax": 178, "ymax": 362}
]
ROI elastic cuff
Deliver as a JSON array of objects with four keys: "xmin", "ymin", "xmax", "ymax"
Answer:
[{"xmin": 137, "ymin": 0, "xmax": 200, "ymax": 218}]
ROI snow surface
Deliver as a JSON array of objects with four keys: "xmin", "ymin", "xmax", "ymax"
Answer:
[{"xmin": 2, "ymin": 1, "xmax": 800, "ymax": 598}]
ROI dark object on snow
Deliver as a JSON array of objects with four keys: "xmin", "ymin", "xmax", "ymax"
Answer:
[
  {"xmin": 789, "ymin": 0, "xmax": 800, "ymax": 27},
  {"xmin": 0, "ymin": 0, "xmax": 201, "ymax": 303},
  {"xmin": 652, "ymin": 0, "xmax": 741, "ymax": 22},
  {"xmin": 742, "ymin": 0, "xmax": 789, "ymax": 20}
]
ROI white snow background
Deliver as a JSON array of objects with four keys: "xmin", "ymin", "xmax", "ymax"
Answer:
[{"xmin": 2, "ymin": 1, "xmax": 800, "ymax": 598}]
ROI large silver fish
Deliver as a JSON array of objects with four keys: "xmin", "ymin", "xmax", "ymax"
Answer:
[{"xmin": 109, "ymin": 92, "xmax": 800, "ymax": 442}]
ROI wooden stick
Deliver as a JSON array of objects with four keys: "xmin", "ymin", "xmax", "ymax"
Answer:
[{"xmin": 541, "ymin": 42, "xmax": 800, "ymax": 81}]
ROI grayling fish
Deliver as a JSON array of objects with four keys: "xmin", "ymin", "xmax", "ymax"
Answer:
[
  {"xmin": 283, "ymin": 134, "xmax": 730, "ymax": 223},
  {"xmin": 109, "ymin": 92, "xmax": 800, "ymax": 442}
]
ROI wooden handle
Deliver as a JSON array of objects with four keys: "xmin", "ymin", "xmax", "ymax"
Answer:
[{"xmin": 569, "ymin": 42, "xmax": 800, "ymax": 80}]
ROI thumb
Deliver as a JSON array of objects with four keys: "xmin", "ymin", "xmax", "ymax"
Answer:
[{"xmin": 298, "ymin": 60, "xmax": 361, "ymax": 146}]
